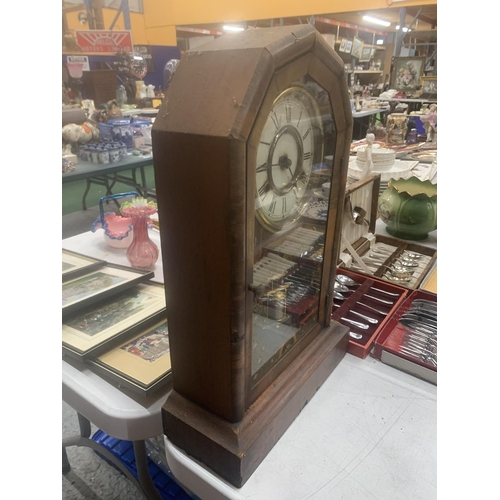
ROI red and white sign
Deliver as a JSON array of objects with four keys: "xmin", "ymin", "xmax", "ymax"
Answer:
[{"xmin": 76, "ymin": 30, "xmax": 134, "ymax": 53}]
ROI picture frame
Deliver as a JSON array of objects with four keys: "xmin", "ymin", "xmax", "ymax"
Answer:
[
  {"xmin": 420, "ymin": 76, "xmax": 437, "ymax": 98},
  {"xmin": 62, "ymin": 282, "xmax": 167, "ymax": 361},
  {"xmin": 359, "ymin": 45, "xmax": 373, "ymax": 62},
  {"xmin": 339, "ymin": 39, "xmax": 348, "ymax": 53},
  {"xmin": 62, "ymin": 249, "xmax": 106, "ymax": 283},
  {"xmin": 345, "ymin": 40, "xmax": 353, "ymax": 54},
  {"xmin": 62, "ymin": 262, "xmax": 154, "ymax": 318},
  {"xmin": 351, "ymin": 37, "xmax": 364, "ymax": 59},
  {"xmin": 390, "ymin": 56, "xmax": 426, "ymax": 91},
  {"xmin": 90, "ymin": 317, "xmax": 172, "ymax": 397}
]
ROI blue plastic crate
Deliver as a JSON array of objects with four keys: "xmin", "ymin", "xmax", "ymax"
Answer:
[{"xmin": 92, "ymin": 429, "xmax": 197, "ymax": 500}]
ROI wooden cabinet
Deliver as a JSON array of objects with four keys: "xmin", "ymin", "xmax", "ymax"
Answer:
[{"xmin": 82, "ymin": 70, "xmax": 118, "ymax": 106}]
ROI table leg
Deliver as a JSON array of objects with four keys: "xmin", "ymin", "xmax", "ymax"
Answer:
[
  {"xmin": 133, "ymin": 440, "xmax": 163, "ymax": 500},
  {"xmin": 62, "ymin": 412, "xmax": 162, "ymax": 499},
  {"xmin": 139, "ymin": 166, "xmax": 148, "ymax": 197},
  {"xmin": 82, "ymin": 180, "xmax": 92, "ymax": 210}
]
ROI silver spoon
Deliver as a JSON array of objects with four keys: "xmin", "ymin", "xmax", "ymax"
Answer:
[
  {"xmin": 341, "ymin": 317, "xmax": 369, "ymax": 329},
  {"xmin": 350, "ymin": 310, "xmax": 378, "ymax": 324},
  {"xmin": 333, "ymin": 291, "xmax": 348, "ymax": 301},
  {"xmin": 365, "ymin": 294, "xmax": 394, "ymax": 305},
  {"xmin": 356, "ymin": 301, "xmax": 388, "ymax": 316},
  {"xmin": 333, "ymin": 304, "xmax": 378, "ymax": 324},
  {"xmin": 334, "ymin": 281, "xmax": 354, "ymax": 293},
  {"xmin": 384, "ymin": 274, "xmax": 411, "ymax": 283},
  {"xmin": 349, "ymin": 331, "xmax": 363, "ymax": 340},
  {"xmin": 336, "ymin": 274, "xmax": 358, "ymax": 286}
]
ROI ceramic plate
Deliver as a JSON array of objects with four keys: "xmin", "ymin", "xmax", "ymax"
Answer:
[
  {"xmin": 305, "ymin": 200, "xmax": 329, "ymax": 221},
  {"xmin": 406, "ymin": 150, "xmax": 437, "ymax": 162},
  {"xmin": 353, "ymin": 143, "xmax": 382, "ymax": 153}
]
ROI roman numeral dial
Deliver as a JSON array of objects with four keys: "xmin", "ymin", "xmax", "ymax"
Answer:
[{"xmin": 254, "ymin": 86, "xmax": 322, "ymax": 233}]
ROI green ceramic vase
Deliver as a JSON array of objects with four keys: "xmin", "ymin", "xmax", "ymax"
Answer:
[{"xmin": 378, "ymin": 176, "xmax": 437, "ymax": 240}]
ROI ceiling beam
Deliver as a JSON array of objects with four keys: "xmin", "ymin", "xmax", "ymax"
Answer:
[
  {"xmin": 407, "ymin": 7, "xmax": 437, "ymax": 27},
  {"xmin": 315, "ymin": 16, "xmax": 386, "ymax": 36}
]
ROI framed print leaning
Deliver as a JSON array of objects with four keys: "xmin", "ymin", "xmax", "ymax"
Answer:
[
  {"xmin": 62, "ymin": 249, "xmax": 106, "ymax": 282},
  {"xmin": 90, "ymin": 318, "xmax": 172, "ymax": 396},
  {"xmin": 359, "ymin": 46, "xmax": 373, "ymax": 62},
  {"xmin": 62, "ymin": 263, "xmax": 154, "ymax": 318},
  {"xmin": 351, "ymin": 36, "xmax": 363, "ymax": 59},
  {"xmin": 390, "ymin": 56, "xmax": 426, "ymax": 92},
  {"xmin": 420, "ymin": 76, "xmax": 437, "ymax": 99},
  {"xmin": 62, "ymin": 282, "xmax": 167, "ymax": 360}
]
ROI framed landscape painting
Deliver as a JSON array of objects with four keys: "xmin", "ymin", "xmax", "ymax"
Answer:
[
  {"xmin": 62, "ymin": 263, "xmax": 154, "ymax": 318},
  {"xmin": 390, "ymin": 56, "xmax": 426, "ymax": 91},
  {"xmin": 62, "ymin": 249, "xmax": 106, "ymax": 282},
  {"xmin": 62, "ymin": 282, "xmax": 167, "ymax": 360}
]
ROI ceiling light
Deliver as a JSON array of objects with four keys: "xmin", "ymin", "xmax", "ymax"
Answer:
[
  {"xmin": 376, "ymin": 39, "xmax": 384, "ymax": 45},
  {"xmin": 362, "ymin": 15, "xmax": 391, "ymax": 27},
  {"xmin": 396, "ymin": 25, "xmax": 411, "ymax": 32},
  {"xmin": 223, "ymin": 25, "xmax": 245, "ymax": 32}
]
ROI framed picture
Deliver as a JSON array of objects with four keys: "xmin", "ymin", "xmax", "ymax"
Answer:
[
  {"xmin": 359, "ymin": 46, "xmax": 373, "ymax": 62},
  {"xmin": 339, "ymin": 39, "xmax": 348, "ymax": 53},
  {"xmin": 420, "ymin": 76, "xmax": 437, "ymax": 98},
  {"xmin": 90, "ymin": 317, "xmax": 172, "ymax": 396},
  {"xmin": 62, "ymin": 263, "xmax": 154, "ymax": 318},
  {"xmin": 345, "ymin": 40, "xmax": 353, "ymax": 54},
  {"xmin": 351, "ymin": 37, "xmax": 364, "ymax": 59},
  {"xmin": 62, "ymin": 282, "xmax": 167, "ymax": 360},
  {"xmin": 62, "ymin": 249, "xmax": 106, "ymax": 283},
  {"xmin": 390, "ymin": 56, "xmax": 426, "ymax": 91}
]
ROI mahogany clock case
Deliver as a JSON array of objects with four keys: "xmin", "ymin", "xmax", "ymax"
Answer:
[{"xmin": 152, "ymin": 24, "xmax": 353, "ymax": 487}]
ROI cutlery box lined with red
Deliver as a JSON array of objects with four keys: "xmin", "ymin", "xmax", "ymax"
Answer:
[
  {"xmin": 372, "ymin": 289, "xmax": 437, "ymax": 384},
  {"xmin": 333, "ymin": 268, "xmax": 408, "ymax": 358},
  {"xmin": 339, "ymin": 173, "xmax": 437, "ymax": 290}
]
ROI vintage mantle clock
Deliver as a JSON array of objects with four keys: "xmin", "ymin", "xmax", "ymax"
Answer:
[{"xmin": 152, "ymin": 24, "xmax": 353, "ymax": 487}]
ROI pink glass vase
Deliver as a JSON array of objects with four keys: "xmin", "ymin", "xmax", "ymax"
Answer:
[{"xmin": 126, "ymin": 215, "xmax": 159, "ymax": 269}]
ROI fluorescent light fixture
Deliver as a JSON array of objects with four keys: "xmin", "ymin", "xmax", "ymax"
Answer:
[
  {"xmin": 396, "ymin": 25, "xmax": 411, "ymax": 32},
  {"xmin": 376, "ymin": 39, "xmax": 384, "ymax": 45},
  {"xmin": 362, "ymin": 15, "xmax": 391, "ymax": 27},
  {"xmin": 223, "ymin": 25, "xmax": 245, "ymax": 32}
]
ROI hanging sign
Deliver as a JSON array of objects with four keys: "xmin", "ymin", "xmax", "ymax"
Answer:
[
  {"xmin": 66, "ymin": 55, "xmax": 90, "ymax": 71},
  {"xmin": 75, "ymin": 30, "xmax": 134, "ymax": 53},
  {"xmin": 134, "ymin": 45, "xmax": 155, "ymax": 72}
]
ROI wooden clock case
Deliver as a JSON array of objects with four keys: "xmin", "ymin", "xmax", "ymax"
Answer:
[{"xmin": 152, "ymin": 24, "xmax": 353, "ymax": 487}]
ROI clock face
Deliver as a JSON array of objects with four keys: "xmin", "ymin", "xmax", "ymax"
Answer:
[{"xmin": 255, "ymin": 86, "xmax": 323, "ymax": 233}]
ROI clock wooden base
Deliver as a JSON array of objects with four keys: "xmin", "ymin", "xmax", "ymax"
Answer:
[{"xmin": 162, "ymin": 322, "xmax": 349, "ymax": 488}]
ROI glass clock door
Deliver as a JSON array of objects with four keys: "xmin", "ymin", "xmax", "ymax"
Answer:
[{"xmin": 251, "ymin": 76, "xmax": 337, "ymax": 384}]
